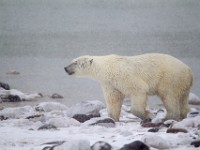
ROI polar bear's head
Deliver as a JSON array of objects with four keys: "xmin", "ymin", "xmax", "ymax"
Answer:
[{"xmin": 64, "ymin": 56, "xmax": 94, "ymax": 77}]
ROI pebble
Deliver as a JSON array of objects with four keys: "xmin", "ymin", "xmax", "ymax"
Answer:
[{"xmin": 50, "ymin": 93, "xmax": 64, "ymax": 99}]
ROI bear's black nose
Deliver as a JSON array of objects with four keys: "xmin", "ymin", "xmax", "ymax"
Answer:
[
  {"xmin": 64, "ymin": 67, "xmax": 68, "ymax": 73},
  {"xmin": 64, "ymin": 67, "xmax": 74, "ymax": 75}
]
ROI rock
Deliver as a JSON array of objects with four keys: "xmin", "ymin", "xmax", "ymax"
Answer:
[
  {"xmin": 173, "ymin": 118, "xmax": 195, "ymax": 128},
  {"xmin": 191, "ymin": 140, "xmax": 200, "ymax": 148},
  {"xmin": 187, "ymin": 111, "xmax": 200, "ymax": 118},
  {"xmin": 72, "ymin": 114, "xmax": 91, "ymax": 123},
  {"xmin": 0, "ymin": 105, "xmax": 34, "ymax": 118},
  {"xmin": 6, "ymin": 70, "xmax": 20, "ymax": 75},
  {"xmin": 83, "ymin": 117, "xmax": 115, "ymax": 128},
  {"xmin": 91, "ymin": 141, "xmax": 112, "ymax": 150},
  {"xmin": 163, "ymin": 120, "xmax": 177, "ymax": 127},
  {"xmin": 142, "ymin": 135, "xmax": 170, "ymax": 149},
  {"xmin": 0, "ymin": 115, "xmax": 8, "ymax": 121},
  {"xmin": 1, "ymin": 95, "xmax": 21, "ymax": 102},
  {"xmin": 42, "ymin": 139, "xmax": 91, "ymax": 150},
  {"xmin": 90, "ymin": 118, "xmax": 115, "ymax": 127},
  {"xmin": 120, "ymin": 141, "xmax": 149, "ymax": 150},
  {"xmin": 173, "ymin": 116, "xmax": 200, "ymax": 128},
  {"xmin": 50, "ymin": 93, "xmax": 64, "ymax": 99},
  {"xmin": 67, "ymin": 100, "xmax": 105, "ymax": 117},
  {"xmin": 148, "ymin": 127, "xmax": 159, "ymax": 132},
  {"xmin": 38, "ymin": 124, "xmax": 57, "ymax": 130},
  {"xmin": 42, "ymin": 141, "xmax": 65, "ymax": 150},
  {"xmin": 189, "ymin": 93, "xmax": 200, "ymax": 105},
  {"xmin": 141, "ymin": 122, "xmax": 162, "ymax": 128},
  {"xmin": 0, "ymin": 89, "xmax": 42, "ymax": 102},
  {"xmin": 166, "ymin": 128, "xmax": 188, "ymax": 133},
  {"xmin": 35, "ymin": 102, "xmax": 68, "ymax": 112},
  {"xmin": 47, "ymin": 117, "xmax": 80, "ymax": 127},
  {"xmin": 25, "ymin": 114, "xmax": 44, "ymax": 119},
  {"xmin": 0, "ymin": 82, "xmax": 10, "ymax": 90}
]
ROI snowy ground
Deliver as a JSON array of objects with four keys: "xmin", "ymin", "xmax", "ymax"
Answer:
[{"xmin": 0, "ymin": 98, "xmax": 200, "ymax": 150}]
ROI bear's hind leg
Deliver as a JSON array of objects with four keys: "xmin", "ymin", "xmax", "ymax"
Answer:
[
  {"xmin": 130, "ymin": 94, "xmax": 151, "ymax": 120},
  {"xmin": 162, "ymin": 95, "xmax": 181, "ymax": 120},
  {"xmin": 102, "ymin": 84, "xmax": 125, "ymax": 121},
  {"xmin": 180, "ymin": 91, "xmax": 190, "ymax": 119}
]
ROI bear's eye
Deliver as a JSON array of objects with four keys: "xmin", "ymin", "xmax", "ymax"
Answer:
[{"xmin": 73, "ymin": 61, "xmax": 78, "ymax": 65}]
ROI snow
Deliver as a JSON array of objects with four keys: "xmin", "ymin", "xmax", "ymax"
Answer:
[
  {"xmin": 189, "ymin": 93, "xmax": 200, "ymax": 105},
  {"xmin": 0, "ymin": 100, "xmax": 200, "ymax": 150}
]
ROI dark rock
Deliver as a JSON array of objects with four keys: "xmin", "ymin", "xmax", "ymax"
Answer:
[
  {"xmin": 26, "ymin": 114, "xmax": 44, "ymax": 119},
  {"xmin": 38, "ymin": 124, "xmax": 57, "ymax": 130},
  {"xmin": 166, "ymin": 128, "xmax": 188, "ymax": 133},
  {"xmin": 141, "ymin": 122, "xmax": 162, "ymax": 128},
  {"xmin": 90, "ymin": 118, "xmax": 115, "ymax": 127},
  {"xmin": 1, "ymin": 95, "xmax": 21, "ymax": 102},
  {"xmin": 91, "ymin": 141, "xmax": 112, "ymax": 150},
  {"xmin": 41, "ymin": 141, "xmax": 65, "ymax": 150},
  {"xmin": 0, "ymin": 82, "xmax": 10, "ymax": 90},
  {"xmin": 187, "ymin": 111, "xmax": 200, "ymax": 118},
  {"xmin": 72, "ymin": 114, "xmax": 91, "ymax": 123},
  {"xmin": 148, "ymin": 127, "xmax": 159, "ymax": 132},
  {"xmin": 120, "ymin": 141, "xmax": 150, "ymax": 150},
  {"xmin": 191, "ymin": 140, "xmax": 200, "ymax": 147},
  {"xmin": 88, "ymin": 113, "xmax": 101, "ymax": 118},
  {"xmin": 0, "ymin": 115, "xmax": 8, "ymax": 121},
  {"xmin": 50, "ymin": 93, "xmax": 64, "ymax": 99}
]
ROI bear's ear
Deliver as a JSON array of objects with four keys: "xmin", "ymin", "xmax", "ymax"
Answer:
[{"xmin": 89, "ymin": 59, "xmax": 93, "ymax": 65}]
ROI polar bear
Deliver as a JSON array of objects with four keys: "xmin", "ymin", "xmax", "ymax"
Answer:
[{"xmin": 64, "ymin": 53, "xmax": 193, "ymax": 121}]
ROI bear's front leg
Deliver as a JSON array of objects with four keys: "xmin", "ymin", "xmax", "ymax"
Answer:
[
  {"xmin": 131, "ymin": 94, "xmax": 151, "ymax": 120},
  {"xmin": 101, "ymin": 83, "xmax": 125, "ymax": 121}
]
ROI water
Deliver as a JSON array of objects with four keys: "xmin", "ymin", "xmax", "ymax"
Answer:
[{"xmin": 0, "ymin": 0, "xmax": 200, "ymax": 107}]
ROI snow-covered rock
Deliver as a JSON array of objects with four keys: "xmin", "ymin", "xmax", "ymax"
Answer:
[
  {"xmin": 189, "ymin": 93, "xmax": 200, "ymax": 105},
  {"xmin": 142, "ymin": 135, "xmax": 170, "ymax": 149},
  {"xmin": 173, "ymin": 116, "xmax": 200, "ymax": 128},
  {"xmin": 91, "ymin": 141, "xmax": 112, "ymax": 150},
  {"xmin": 0, "ymin": 89, "xmax": 42, "ymax": 101},
  {"xmin": 67, "ymin": 100, "xmax": 105, "ymax": 117},
  {"xmin": 35, "ymin": 102, "xmax": 68, "ymax": 112},
  {"xmin": 53, "ymin": 139, "xmax": 90, "ymax": 150},
  {"xmin": 47, "ymin": 117, "xmax": 80, "ymax": 127},
  {"xmin": 0, "ymin": 105, "xmax": 34, "ymax": 118}
]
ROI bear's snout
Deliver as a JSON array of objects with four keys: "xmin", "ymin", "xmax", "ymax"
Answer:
[{"xmin": 64, "ymin": 66, "xmax": 74, "ymax": 75}]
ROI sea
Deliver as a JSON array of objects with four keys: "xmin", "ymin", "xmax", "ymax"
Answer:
[{"xmin": 0, "ymin": 0, "xmax": 200, "ymax": 107}]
